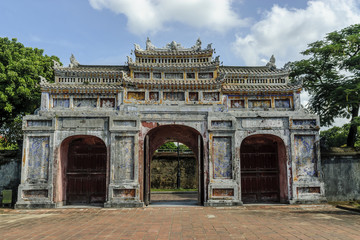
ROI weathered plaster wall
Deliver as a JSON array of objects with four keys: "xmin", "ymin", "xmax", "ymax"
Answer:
[
  {"xmin": 0, "ymin": 150, "xmax": 21, "ymax": 205},
  {"xmin": 322, "ymin": 149, "xmax": 360, "ymax": 201}
]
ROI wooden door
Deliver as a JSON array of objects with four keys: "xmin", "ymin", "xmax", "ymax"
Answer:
[
  {"xmin": 66, "ymin": 138, "xmax": 106, "ymax": 204},
  {"xmin": 241, "ymin": 146, "xmax": 279, "ymax": 203}
]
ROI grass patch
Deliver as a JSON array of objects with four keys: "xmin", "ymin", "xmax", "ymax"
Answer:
[
  {"xmin": 0, "ymin": 143, "xmax": 18, "ymax": 150},
  {"xmin": 151, "ymin": 188, "xmax": 197, "ymax": 192},
  {"xmin": 328, "ymin": 200, "xmax": 360, "ymax": 209}
]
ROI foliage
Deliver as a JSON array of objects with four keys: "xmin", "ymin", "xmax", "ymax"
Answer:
[
  {"xmin": 0, "ymin": 37, "xmax": 61, "ymax": 147},
  {"xmin": 320, "ymin": 123, "xmax": 360, "ymax": 149},
  {"xmin": 158, "ymin": 141, "xmax": 190, "ymax": 151},
  {"xmin": 290, "ymin": 24, "xmax": 360, "ymax": 147}
]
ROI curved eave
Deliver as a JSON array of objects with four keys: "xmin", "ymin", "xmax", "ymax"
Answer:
[
  {"xmin": 219, "ymin": 66, "xmax": 289, "ymax": 77},
  {"xmin": 222, "ymin": 84, "xmax": 302, "ymax": 93},
  {"xmin": 54, "ymin": 65, "xmax": 129, "ymax": 73},
  {"xmin": 40, "ymin": 83, "xmax": 123, "ymax": 93}
]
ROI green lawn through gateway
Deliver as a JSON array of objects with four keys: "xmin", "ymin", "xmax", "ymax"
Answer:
[{"xmin": 151, "ymin": 188, "xmax": 197, "ymax": 192}]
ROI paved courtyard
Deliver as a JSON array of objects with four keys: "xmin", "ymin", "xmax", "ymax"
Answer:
[{"xmin": 0, "ymin": 204, "xmax": 359, "ymax": 240}]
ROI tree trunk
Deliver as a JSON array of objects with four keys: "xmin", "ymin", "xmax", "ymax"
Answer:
[{"xmin": 347, "ymin": 105, "xmax": 359, "ymax": 147}]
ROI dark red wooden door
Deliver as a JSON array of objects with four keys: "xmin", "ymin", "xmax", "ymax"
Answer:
[
  {"xmin": 66, "ymin": 138, "xmax": 106, "ymax": 204},
  {"xmin": 241, "ymin": 140, "xmax": 279, "ymax": 203}
]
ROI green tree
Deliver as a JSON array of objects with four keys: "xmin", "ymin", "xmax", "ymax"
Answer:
[
  {"xmin": 158, "ymin": 142, "xmax": 178, "ymax": 150},
  {"xmin": 0, "ymin": 37, "xmax": 61, "ymax": 147},
  {"xmin": 320, "ymin": 123, "xmax": 360, "ymax": 149},
  {"xmin": 290, "ymin": 24, "xmax": 360, "ymax": 147},
  {"xmin": 158, "ymin": 142, "xmax": 190, "ymax": 151}
]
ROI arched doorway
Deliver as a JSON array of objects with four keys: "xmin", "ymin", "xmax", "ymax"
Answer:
[
  {"xmin": 59, "ymin": 135, "xmax": 107, "ymax": 205},
  {"xmin": 240, "ymin": 134, "xmax": 288, "ymax": 203},
  {"xmin": 144, "ymin": 125, "xmax": 204, "ymax": 206}
]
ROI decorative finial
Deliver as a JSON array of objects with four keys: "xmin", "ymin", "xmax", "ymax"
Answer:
[
  {"xmin": 192, "ymin": 38, "xmax": 202, "ymax": 51},
  {"xmin": 134, "ymin": 43, "xmax": 142, "ymax": 51},
  {"xmin": 69, "ymin": 54, "xmax": 79, "ymax": 68},
  {"xmin": 146, "ymin": 37, "xmax": 156, "ymax": 50},
  {"xmin": 266, "ymin": 55, "xmax": 276, "ymax": 69}
]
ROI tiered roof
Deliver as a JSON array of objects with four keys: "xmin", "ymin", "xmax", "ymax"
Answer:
[{"xmin": 44, "ymin": 39, "xmax": 301, "ymax": 93}]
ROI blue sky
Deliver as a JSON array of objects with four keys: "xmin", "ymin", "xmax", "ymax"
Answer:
[
  {"xmin": 2, "ymin": 0, "xmax": 359, "ymax": 68},
  {"xmin": 1, "ymin": 0, "xmax": 360, "ymax": 127}
]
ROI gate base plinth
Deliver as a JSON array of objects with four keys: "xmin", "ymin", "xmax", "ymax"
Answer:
[
  {"xmin": 204, "ymin": 201, "xmax": 243, "ymax": 207},
  {"xmin": 15, "ymin": 203, "xmax": 56, "ymax": 209},
  {"xmin": 104, "ymin": 202, "xmax": 144, "ymax": 208}
]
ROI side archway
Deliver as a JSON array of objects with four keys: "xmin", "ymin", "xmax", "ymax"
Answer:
[
  {"xmin": 240, "ymin": 134, "xmax": 288, "ymax": 203},
  {"xmin": 56, "ymin": 135, "xmax": 108, "ymax": 205}
]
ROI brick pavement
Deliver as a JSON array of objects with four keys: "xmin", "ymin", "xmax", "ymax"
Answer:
[
  {"xmin": 150, "ymin": 192, "xmax": 198, "ymax": 202},
  {"xmin": 0, "ymin": 204, "xmax": 359, "ymax": 240}
]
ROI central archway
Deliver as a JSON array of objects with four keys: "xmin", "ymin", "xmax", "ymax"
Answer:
[{"xmin": 144, "ymin": 125, "xmax": 204, "ymax": 205}]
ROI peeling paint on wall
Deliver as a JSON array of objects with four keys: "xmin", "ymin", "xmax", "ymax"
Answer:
[
  {"xmin": 203, "ymin": 92, "xmax": 219, "ymax": 101},
  {"xmin": 213, "ymin": 137, "xmax": 232, "ymax": 178},
  {"xmin": 53, "ymin": 99, "xmax": 69, "ymax": 108},
  {"xmin": 248, "ymin": 100, "xmax": 271, "ymax": 108},
  {"xmin": 275, "ymin": 99, "xmax": 290, "ymax": 108},
  {"xmin": 27, "ymin": 136, "xmax": 49, "ymax": 181},
  {"xmin": 294, "ymin": 135, "xmax": 317, "ymax": 178},
  {"xmin": 114, "ymin": 136, "xmax": 135, "ymax": 180},
  {"xmin": 74, "ymin": 98, "xmax": 97, "ymax": 108},
  {"xmin": 100, "ymin": 98, "xmax": 115, "ymax": 108},
  {"xmin": 128, "ymin": 92, "xmax": 145, "ymax": 100}
]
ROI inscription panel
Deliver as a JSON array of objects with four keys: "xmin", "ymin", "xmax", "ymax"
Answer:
[
  {"xmin": 114, "ymin": 136, "xmax": 135, "ymax": 180},
  {"xmin": 113, "ymin": 120, "xmax": 136, "ymax": 127},
  {"xmin": 63, "ymin": 118, "xmax": 105, "ymax": 128},
  {"xmin": 27, "ymin": 120, "xmax": 52, "ymax": 127},
  {"xmin": 213, "ymin": 137, "xmax": 232, "ymax": 178},
  {"xmin": 211, "ymin": 121, "xmax": 232, "ymax": 128},
  {"xmin": 242, "ymin": 119, "xmax": 283, "ymax": 128}
]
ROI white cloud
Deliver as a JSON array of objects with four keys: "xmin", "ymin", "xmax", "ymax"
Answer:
[
  {"xmin": 89, "ymin": 0, "xmax": 246, "ymax": 35},
  {"xmin": 233, "ymin": 0, "xmax": 360, "ymax": 66}
]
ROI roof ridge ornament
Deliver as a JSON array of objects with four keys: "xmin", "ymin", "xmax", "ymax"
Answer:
[
  {"xmin": 69, "ymin": 54, "xmax": 80, "ymax": 68},
  {"xmin": 127, "ymin": 56, "xmax": 133, "ymax": 63},
  {"xmin": 191, "ymin": 38, "xmax": 202, "ymax": 51},
  {"xmin": 53, "ymin": 60, "xmax": 61, "ymax": 69},
  {"xmin": 146, "ymin": 37, "xmax": 156, "ymax": 50},
  {"xmin": 134, "ymin": 38, "xmax": 213, "ymax": 52},
  {"xmin": 266, "ymin": 55, "xmax": 276, "ymax": 69},
  {"xmin": 39, "ymin": 76, "xmax": 49, "ymax": 86}
]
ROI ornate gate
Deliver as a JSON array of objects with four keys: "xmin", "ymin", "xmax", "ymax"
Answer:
[
  {"xmin": 241, "ymin": 137, "xmax": 280, "ymax": 203},
  {"xmin": 66, "ymin": 138, "xmax": 107, "ymax": 204}
]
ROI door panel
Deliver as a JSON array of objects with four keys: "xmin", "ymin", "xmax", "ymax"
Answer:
[
  {"xmin": 241, "ymin": 151, "xmax": 280, "ymax": 203},
  {"xmin": 66, "ymin": 138, "xmax": 106, "ymax": 204}
]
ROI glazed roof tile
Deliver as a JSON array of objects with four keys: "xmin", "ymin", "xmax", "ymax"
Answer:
[
  {"xmin": 219, "ymin": 66, "xmax": 289, "ymax": 76},
  {"xmin": 222, "ymin": 84, "xmax": 301, "ymax": 92},
  {"xmin": 55, "ymin": 65, "xmax": 129, "ymax": 73},
  {"xmin": 134, "ymin": 49, "xmax": 213, "ymax": 56},
  {"xmin": 128, "ymin": 62, "xmax": 218, "ymax": 68},
  {"xmin": 41, "ymin": 83, "xmax": 122, "ymax": 90}
]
